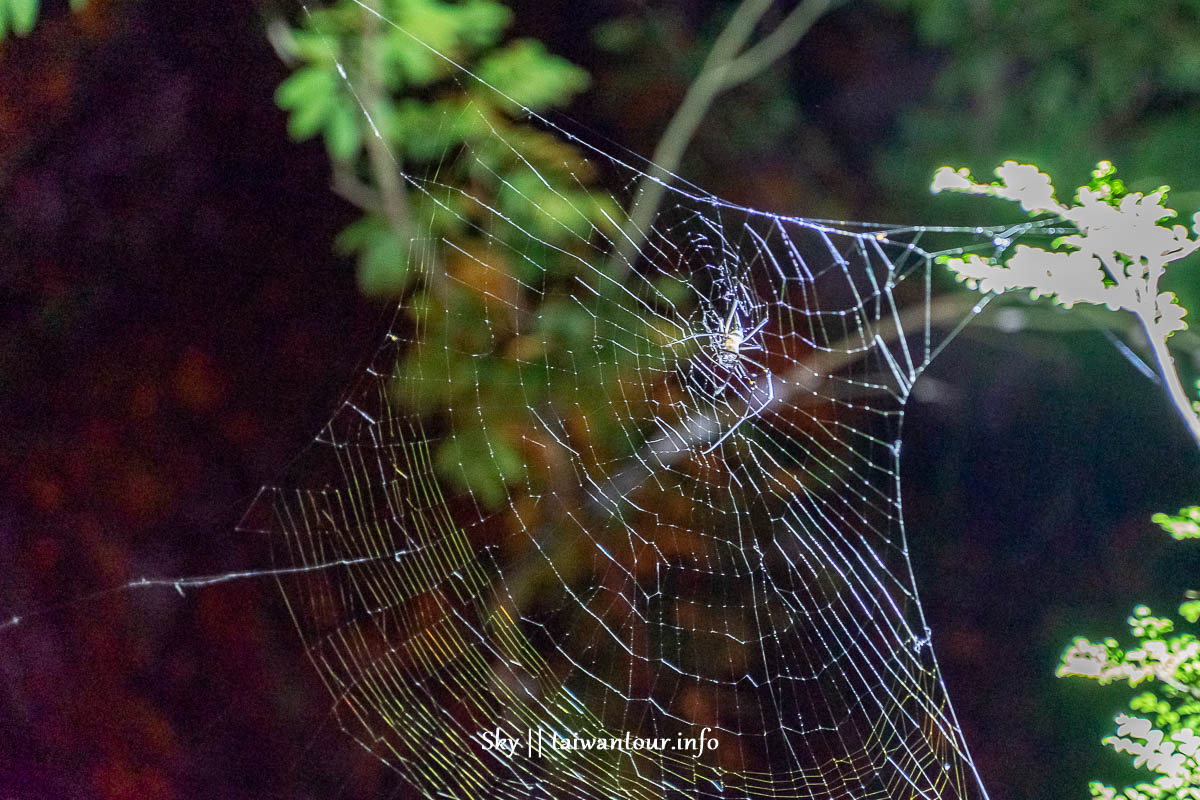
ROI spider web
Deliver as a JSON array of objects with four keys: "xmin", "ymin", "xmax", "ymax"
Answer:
[{"xmin": 248, "ymin": 7, "xmax": 1061, "ymax": 799}]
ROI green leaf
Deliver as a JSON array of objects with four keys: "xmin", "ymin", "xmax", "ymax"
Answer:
[
  {"xmin": 288, "ymin": 29, "xmax": 337, "ymax": 64},
  {"xmin": 334, "ymin": 216, "xmax": 384, "ymax": 255},
  {"xmin": 475, "ymin": 39, "xmax": 589, "ymax": 114},
  {"xmin": 8, "ymin": 0, "xmax": 38, "ymax": 37},
  {"xmin": 389, "ymin": 98, "xmax": 472, "ymax": 162},
  {"xmin": 453, "ymin": 0, "xmax": 511, "ymax": 48},
  {"xmin": 275, "ymin": 65, "xmax": 337, "ymax": 112},
  {"xmin": 395, "ymin": 0, "xmax": 460, "ymax": 58},
  {"xmin": 324, "ymin": 96, "xmax": 362, "ymax": 162},
  {"xmin": 592, "ymin": 17, "xmax": 642, "ymax": 53},
  {"xmin": 434, "ymin": 426, "xmax": 521, "ymax": 509},
  {"xmin": 68, "ymin": 0, "xmax": 86, "ymax": 11},
  {"xmin": 357, "ymin": 233, "xmax": 409, "ymax": 296},
  {"xmin": 338, "ymin": 215, "xmax": 410, "ymax": 297},
  {"xmin": 381, "ymin": 29, "xmax": 443, "ymax": 88},
  {"xmin": 1152, "ymin": 506, "xmax": 1200, "ymax": 540},
  {"xmin": 276, "ymin": 66, "xmax": 340, "ymax": 142},
  {"xmin": 287, "ymin": 97, "xmax": 333, "ymax": 140}
]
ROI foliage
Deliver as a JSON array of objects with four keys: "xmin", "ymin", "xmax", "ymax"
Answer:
[
  {"xmin": 932, "ymin": 160, "xmax": 1200, "ymax": 446},
  {"xmin": 878, "ymin": 0, "xmax": 1200, "ymax": 211},
  {"xmin": 275, "ymin": 0, "xmax": 597, "ymax": 288},
  {"xmin": 1058, "ymin": 601, "xmax": 1200, "ymax": 800},
  {"xmin": 275, "ymin": 0, "xmax": 633, "ymax": 505},
  {"xmin": 275, "ymin": 0, "xmax": 587, "ymax": 168},
  {"xmin": 0, "ymin": 0, "xmax": 40, "ymax": 38},
  {"xmin": 932, "ymin": 160, "xmax": 1192, "ymax": 337},
  {"xmin": 1055, "ymin": 506, "xmax": 1200, "ymax": 800},
  {"xmin": 936, "ymin": 158, "xmax": 1200, "ymax": 798},
  {"xmin": 1155, "ymin": 507, "xmax": 1200, "ymax": 542}
]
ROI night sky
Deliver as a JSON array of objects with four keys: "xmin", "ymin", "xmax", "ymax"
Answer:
[{"xmin": 1, "ymin": 1, "xmax": 1198, "ymax": 799}]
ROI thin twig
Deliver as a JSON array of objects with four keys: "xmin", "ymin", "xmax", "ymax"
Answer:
[
  {"xmin": 721, "ymin": 0, "xmax": 836, "ymax": 87},
  {"xmin": 360, "ymin": 0, "xmax": 413, "ymax": 242},
  {"xmin": 1090, "ymin": 241, "xmax": 1200, "ymax": 449},
  {"xmin": 606, "ymin": 0, "xmax": 838, "ymax": 283},
  {"xmin": 331, "ymin": 166, "xmax": 382, "ymax": 213}
]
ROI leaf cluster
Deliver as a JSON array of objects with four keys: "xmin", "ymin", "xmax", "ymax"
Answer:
[
  {"xmin": 1056, "ymin": 494, "xmax": 1200, "ymax": 800},
  {"xmin": 1059, "ymin": 602, "xmax": 1200, "ymax": 800},
  {"xmin": 275, "ymin": 0, "xmax": 651, "ymax": 506},
  {"xmin": 1154, "ymin": 507, "xmax": 1200, "ymax": 542},
  {"xmin": 932, "ymin": 161, "xmax": 1193, "ymax": 339}
]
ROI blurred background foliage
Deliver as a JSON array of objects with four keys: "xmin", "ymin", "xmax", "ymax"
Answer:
[
  {"xmin": 273, "ymin": 0, "xmax": 700, "ymax": 514},
  {"xmin": 1, "ymin": 1, "xmax": 1199, "ymax": 799},
  {"xmin": 880, "ymin": 0, "xmax": 1200, "ymax": 210},
  {"xmin": 273, "ymin": 0, "xmax": 606, "ymax": 293}
]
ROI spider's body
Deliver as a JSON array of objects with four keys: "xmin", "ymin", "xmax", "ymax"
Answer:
[
  {"xmin": 666, "ymin": 299, "xmax": 775, "ymax": 450},
  {"xmin": 714, "ymin": 347, "xmax": 741, "ymax": 367},
  {"xmin": 666, "ymin": 300, "xmax": 766, "ymax": 374},
  {"xmin": 716, "ymin": 328, "xmax": 745, "ymax": 365},
  {"xmin": 707, "ymin": 301, "xmax": 760, "ymax": 377}
]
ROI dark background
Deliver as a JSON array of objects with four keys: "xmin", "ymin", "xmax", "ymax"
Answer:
[{"xmin": 1, "ymin": 1, "xmax": 1198, "ymax": 798}]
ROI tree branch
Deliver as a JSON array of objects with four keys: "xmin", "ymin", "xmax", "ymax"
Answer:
[
  {"xmin": 498, "ymin": 291, "xmax": 978, "ymax": 612},
  {"xmin": 721, "ymin": 0, "xmax": 836, "ymax": 88},
  {"xmin": 606, "ymin": 0, "xmax": 838, "ymax": 284},
  {"xmin": 1090, "ymin": 244, "xmax": 1200, "ymax": 450},
  {"xmin": 360, "ymin": 0, "xmax": 413, "ymax": 243},
  {"xmin": 1139, "ymin": 312, "xmax": 1200, "ymax": 449},
  {"xmin": 331, "ymin": 165, "xmax": 382, "ymax": 213}
]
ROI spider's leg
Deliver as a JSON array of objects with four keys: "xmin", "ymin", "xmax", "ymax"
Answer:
[
  {"xmin": 737, "ymin": 355, "xmax": 771, "ymax": 374},
  {"xmin": 743, "ymin": 316, "xmax": 769, "ymax": 340},
  {"xmin": 712, "ymin": 361, "xmax": 736, "ymax": 397},
  {"xmin": 691, "ymin": 356, "xmax": 731, "ymax": 398},
  {"xmin": 756, "ymin": 369, "xmax": 775, "ymax": 413},
  {"xmin": 701, "ymin": 368, "xmax": 774, "ymax": 455},
  {"xmin": 724, "ymin": 299, "xmax": 741, "ymax": 331},
  {"xmin": 702, "ymin": 397, "xmax": 757, "ymax": 455},
  {"xmin": 700, "ymin": 359, "xmax": 772, "ymax": 453},
  {"xmin": 729, "ymin": 361, "xmax": 752, "ymax": 387},
  {"xmin": 664, "ymin": 332, "xmax": 718, "ymax": 347}
]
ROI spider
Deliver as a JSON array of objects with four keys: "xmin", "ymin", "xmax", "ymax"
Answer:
[
  {"xmin": 667, "ymin": 300, "xmax": 775, "ymax": 453},
  {"xmin": 670, "ymin": 300, "xmax": 769, "ymax": 389}
]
